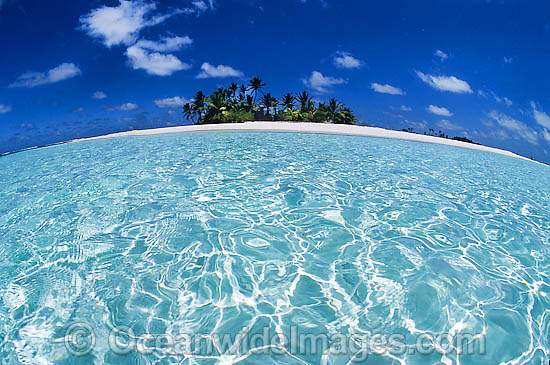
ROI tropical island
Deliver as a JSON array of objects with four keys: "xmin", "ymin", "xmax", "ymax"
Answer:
[
  {"xmin": 181, "ymin": 77, "xmax": 481, "ymax": 147},
  {"xmin": 182, "ymin": 77, "xmax": 358, "ymax": 125}
]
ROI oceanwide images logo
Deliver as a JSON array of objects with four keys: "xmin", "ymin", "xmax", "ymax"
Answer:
[{"xmin": 62, "ymin": 322, "xmax": 486, "ymax": 361}]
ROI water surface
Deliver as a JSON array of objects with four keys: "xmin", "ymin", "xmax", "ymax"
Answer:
[{"xmin": 0, "ymin": 132, "xmax": 549, "ymax": 364}]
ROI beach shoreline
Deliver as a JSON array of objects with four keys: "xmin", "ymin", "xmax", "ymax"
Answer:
[{"xmin": 71, "ymin": 121, "xmax": 539, "ymax": 164}]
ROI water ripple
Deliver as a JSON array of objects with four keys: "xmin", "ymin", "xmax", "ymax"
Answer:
[{"xmin": 0, "ymin": 132, "xmax": 548, "ymax": 364}]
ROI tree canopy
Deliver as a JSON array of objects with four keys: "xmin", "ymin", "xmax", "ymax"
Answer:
[{"xmin": 183, "ymin": 78, "xmax": 358, "ymax": 125}]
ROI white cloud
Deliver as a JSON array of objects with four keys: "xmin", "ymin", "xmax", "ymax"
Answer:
[
  {"xmin": 79, "ymin": 0, "xmax": 179, "ymax": 47},
  {"xmin": 491, "ymin": 91, "xmax": 512, "ymax": 106},
  {"xmin": 427, "ymin": 105, "xmax": 453, "ymax": 117},
  {"xmin": 80, "ymin": 2, "xmax": 190, "ymax": 77},
  {"xmin": 416, "ymin": 71, "xmax": 473, "ymax": 93},
  {"xmin": 92, "ymin": 91, "xmax": 108, "ymax": 99},
  {"xmin": 196, "ymin": 62, "xmax": 244, "ymax": 79},
  {"xmin": 134, "ymin": 36, "xmax": 193, "ymax": 52},
  {"xmin": 0, "ymin": 104, "xmax": 12, "ymax": 114},
  {"xmin": 302, "ymin": 71, "xmax": 346, "ymax": 93},
  {"xmin": 488, "ymin": 110, "xmax": 539, "ymax": 145},
  {"xmin": 400, "ymin": 105, "xmax": 412, "ymax": 111},
  {"xmin": 438, "ymin": 119, "xmax": 463, "ymax": 131},
  {"xmin": 183, "ymin": 0, "xmax": 216, "ymax": 14},
  {"xmin": 334, "ymin": 52, "xmax": 363, "ymax": 69},
  {"xmin": 107, "ymin": 102, "xmax": 138, "ymax": 111},
  {"xmin": 9, "ymin": 63, "xmax": 81, "ymax": 88},
  {"xmin": 434, "ymin": 49, "xmax": 448, "ymax": 61},
  {"xmin": 530, "ymin": 101, "xmax": 550, "ymax": 128},
  {"xmin": 543, "ymin": 129, "xmax": 550, "ymax": 143},
  {"xmin": 154, "ymin": 96, "xmax": 191, "ymax": 108},
  {"xmin": 126, "ymin": 45, "xmax": 190, "ymax": 76},
  {"xmin": 370, "ymin": 83, "xmax": 405, "ymax": 95},
  {"xmin": 478, "ymin": 90, "xmax": 512, "ymax": 106},
  {"xmin": 125, "ymin": 36, "xmax": 192, "ymax": 76}
]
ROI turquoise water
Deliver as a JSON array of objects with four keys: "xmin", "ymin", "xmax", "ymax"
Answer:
[{"xmin": 0, "ymin": 132, "xmax": 549, "ymax": 364}]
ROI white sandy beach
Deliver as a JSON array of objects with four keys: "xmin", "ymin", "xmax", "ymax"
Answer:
[{"xmin": 74, "ymin": 121, "xmax": 536, "ymax": 163}]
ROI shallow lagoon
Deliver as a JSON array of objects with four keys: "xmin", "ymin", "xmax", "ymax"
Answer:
[{"xmin": 0, "ymin": 132, "xmax": 548, "ymax": 364}]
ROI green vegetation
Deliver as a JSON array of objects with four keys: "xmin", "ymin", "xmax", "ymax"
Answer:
[
  {"xmin": 401, "ymin": 127, "xmax": 479, "ymax": 145},
  {"xmin": 183, "ymin": 77, "xmax": 358, "ymax": 125},
  {"xmin": 451, "ymin": 136, "xmax": 478, "ymax": 145}
]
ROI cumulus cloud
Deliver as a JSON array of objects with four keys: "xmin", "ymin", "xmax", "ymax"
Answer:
[
  {"xmin": 0, "ymin": 104, "xmax": 12, "ymax": 114},
  {"xmin": 438, "ymin": 119, "xmax": 463, "ymax": 131},
  {"xmin": 134, "ymin": 36, "xmax": 193, "ymax": 52},
  {"xmin": 126, "ymin": 45, "xmax": 190, "ymax": 76},
  {"xmin": 80, "ymin": 2, "xmax": 190, "ymax": 77},
  {"xmin": 488, "ymin": 110, "xmax": 539, "ymax": 145},
  {"xmin": 9, "ymin": 63, "xmax": 81, "ymax": 88},
  {"xmin": 530, "ymin": 101, "xmax": 550, "ymax": 128},
  {"xmin": 416, "ymin": 71, "xmax": 473, "ymax": 93},
  {"xmin": 106, "ymin": 102, "xmax": 138, "ymax": 111},
  {"xmin": 334, "ymin": 52, "xmax": 363, "ymax": 69},
  {"xmin": 125, "ymin": 35, "xmax": 192, "ymax": 76},
  {"xmin": 92, "ymin": 91, "xmax": 108, "ymax": 99},
  {"xmin": 196, "ymin": 63, "xmax": 244, "ymax": 79},
  {"xmin": 302, "ymin": 71, "xmax": 346, "ymax": 93},
  {"xmin": 370, "ymin": 83, "xmax": 405, "ymax": 95},
  {"xmin": 427, "ymin": 105, "xmax": 453, "ymax": 117},
  {"xmin": 79, "ymin": 0, "xmax": 179, "ymax": 47},
  {"xmin": 154, "ymin": 96, "xmax": 191, "ymax": 108},
  {"xmin": 400, "ymin": 105, "xmax": 412, "ymax": 111},
  {"xmin": 434, "ymin": 49, "xmax": 448, "ymax": 61}
]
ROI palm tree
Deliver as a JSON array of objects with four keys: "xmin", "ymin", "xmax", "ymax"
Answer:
[
  {"xmin": 229, "ymin": 83, "xmax": 239, "ymax": 99},
  {"xmin": 259, "ymin": 93, "xmax": 276, "ymax": 118},
  {"xmin": 280, "ymin": 93, "xmax": 296, "ymax": 111},
  {"xmin": 272, "ymin": 97, "xmax": 279, "ymax": 118},
  {"xmin": 243, "ymin": 95, "xmax": 254, "ymax": 112},
  {"xmin": 205, "ymin": 91, "xmax": 229, "ymax": 123},
  {"xmin": 326, "ymin": 98, "xmax": 344, "ymax": 123},
  {"xmin": 191, "ymin": 91, "xmax": 206, "ymax": 124},
  {"xmin": 248, "ymin": 77, "xmax": 266, "ymax": 107},
  {"xmin": 336, "ymin": 107, "xmax": 357, "ymax": 125},
  {"xmin": 183, "ymin": 103, "xmax": 194, "ymax": 122},
  {"xmin": 236, "ymin": 84, "xmax": 247, "ymax": 104},
  {"xmin": 216, "ymin": 87, "xmax": 229, "ymax": 99},
  {"xmin": 184, "ymin": 77, "xmax": 358, "ymax": 125},
  {"xmin": 296, "ymin": 91, "xmax": 313, "ymax": 111}
]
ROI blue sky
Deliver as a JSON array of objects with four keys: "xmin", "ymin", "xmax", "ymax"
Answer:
[{"xmin": 1, "ymin": 0, "xmax": 550, "ymax": 162}]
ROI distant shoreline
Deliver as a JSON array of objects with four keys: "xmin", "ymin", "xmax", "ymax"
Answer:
[
  {"xmin": 70, "ymin": 121, "xmax": 543, "ymax": 165},
  {"xmin": 0, "ymin": 122, "xmax": 545, "ymax": 165}
]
